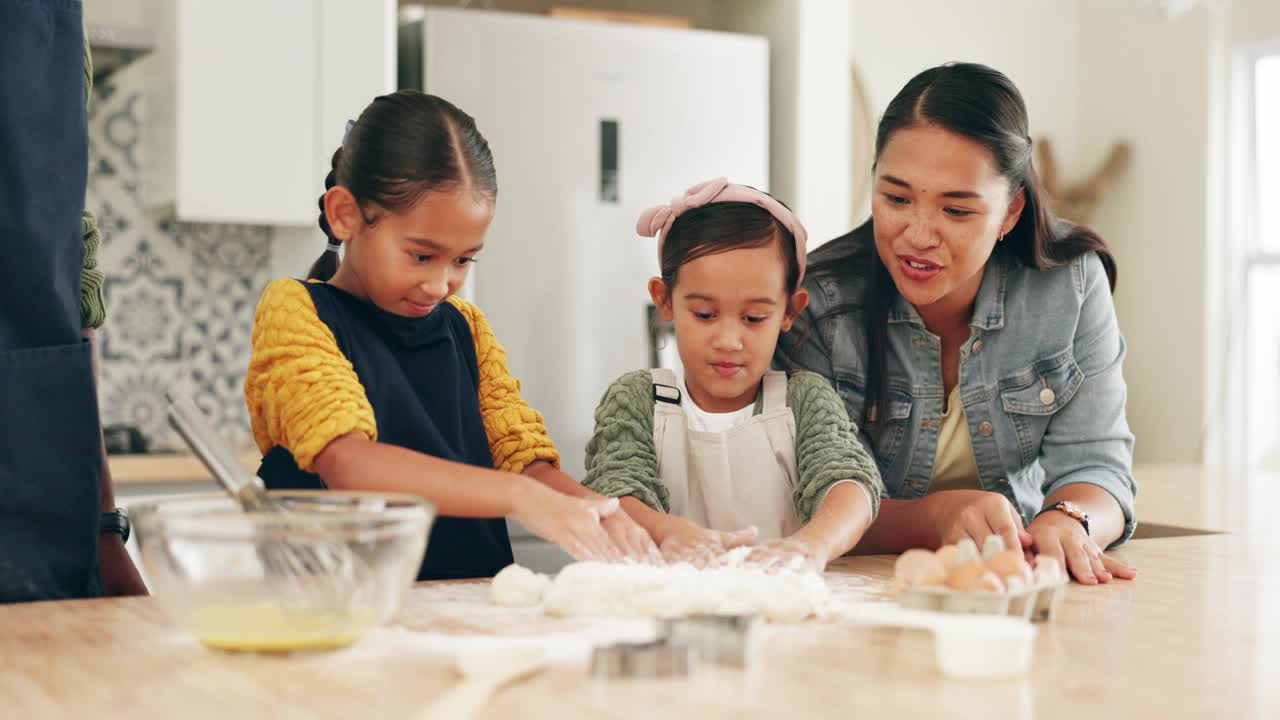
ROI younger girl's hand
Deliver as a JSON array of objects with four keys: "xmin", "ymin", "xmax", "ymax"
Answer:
[
  {"xmin": 657, "ymin": 516, "xmax": 757, "ymax": 568},
  {"xmin": 743, "ymin": 537, "xmax": 826, "ymax": 573},
  {"xmin": 1027, "ymin": 510, "xmax": 1137, "ymax": 585},
  {"xmin": 599, "ymin": 509, "xmax": 664, "ymax": 565},
  {"xmin": 510, "ymin": 482, "xmax": 625, "ymax": 562}
]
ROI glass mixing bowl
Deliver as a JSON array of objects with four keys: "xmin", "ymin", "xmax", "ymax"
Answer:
[{"xmin": 132, "ymin": 491, "xmax": 433, "ymax": 652}]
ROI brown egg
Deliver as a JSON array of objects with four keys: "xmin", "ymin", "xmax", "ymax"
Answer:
[
  {"xmin": 945, "ymin": 560, "xmax": 989, "ymax": 591},
  {"xmin": 936, "ymin": 544, "xmax": 960, "ymax": 569},
  {"xmin": 987, "ymin": 550, "xmax": 1033, "ymax": 585},
  {"xmin": 894, "ymin": 549, "xmax": 947, "ymax": 586},
  {"xmin": 973, "ymin": 571, "xmax": 1006, "ymax": 593}
]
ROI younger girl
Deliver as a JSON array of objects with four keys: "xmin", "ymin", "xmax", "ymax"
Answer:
[
  {"xmin": 245, "ymin": 91, "xmax": 657, "ymax": 581},
  {"xmin": 584, "ymin": 178, "xmax": 882, "ymax": 570}
]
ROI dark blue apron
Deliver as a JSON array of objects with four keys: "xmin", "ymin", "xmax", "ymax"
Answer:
[
  {"xmin": 0, "ymin": 0, "xmax": 103, "ymax": 602},
  {"xmin": 258, "ymin": 282, "xmax": 514, "ymax": 581}
]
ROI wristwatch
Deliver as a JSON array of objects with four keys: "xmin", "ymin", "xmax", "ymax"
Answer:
[
  {"xmin": 100, "ymin": 508, "xmax": 130, "ymax": 543},
  {"xmin": 1038, "ymin": 500, "xmax": 1090, "ymax": 535}
]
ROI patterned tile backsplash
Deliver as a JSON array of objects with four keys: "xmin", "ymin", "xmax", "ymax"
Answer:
[{"xmin": 88, "ymin": 74, "xmax": 275, "ymax": 453}]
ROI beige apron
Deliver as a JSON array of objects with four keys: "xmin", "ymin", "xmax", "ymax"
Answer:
[{"xmin": 651, "ymin": 368, "xmax": 802, "ymax": 541}]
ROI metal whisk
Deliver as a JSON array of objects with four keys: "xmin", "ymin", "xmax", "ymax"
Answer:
[{"xmin": 166, "ymin": 391, "xmax": 364, "ymax": 605}]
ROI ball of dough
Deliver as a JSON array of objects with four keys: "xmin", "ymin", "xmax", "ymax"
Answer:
[{"xmin": 490, "ymin": 563, "xmax": 551, "ymax": 607}]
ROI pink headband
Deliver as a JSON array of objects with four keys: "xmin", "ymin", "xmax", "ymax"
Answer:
[{"xmin": 636, "ymin": 177, "xmax": 809, "ymax": 285}]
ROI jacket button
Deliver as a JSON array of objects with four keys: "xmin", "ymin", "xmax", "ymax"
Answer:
[
  {"xmin": 978, "ymin": 421, "xmax": 994, "ymax": 436},
  {"xmin": 971, "ymin": 339, "xmax": 983, "ymax": 354},
  {"xmin": 1039, "ymin": 388, "xmax": 1056, "ymax": 405}
]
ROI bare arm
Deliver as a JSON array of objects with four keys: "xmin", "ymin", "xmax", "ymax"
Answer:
[
  {"xmin": 790, "ymin": 483, "xmax": 874, "ymax": 563},
  {"xmin": 315, "ymin": 433, "xmax": 534, "ymax": 516},
  {"xmin": 745, "ymin": 483, "xmax": 873, "ymax": 571},
  {"xmin": 85, "ymin": 328, "xmax": 147, "ymax": 596},
  {"xmin": 313, "ymin": 434, "xmax": 623, "ymax": 561},
  {"xmin": 1042, "ymin": 483, "xmax": 1126, "ymax": 549},
  {"xmin": 852, "ymin": 497, "xmax": 942, "ymax": 555},
  {"xmin": 854, "ymin": 491, "xmax": 1032, "ymax": 556},
  {"xmin": 524, "ymin": 462, "xmax": 661, "ymax": 563}
]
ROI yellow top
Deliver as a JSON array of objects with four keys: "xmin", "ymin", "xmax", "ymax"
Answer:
[
  {"xmin": 928, "ymin": 385, "xmax": 982, "ymax": 493},
  {"xmin": 244, "ymin": 279, "xmax": 560, "ymax": 473}
]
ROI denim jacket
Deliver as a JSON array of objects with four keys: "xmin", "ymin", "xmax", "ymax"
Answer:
[{"xmin": 775, "ymin": 234, "xmax": 1137, "ymax": 545}]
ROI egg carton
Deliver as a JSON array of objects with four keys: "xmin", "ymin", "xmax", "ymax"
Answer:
[{"xmin": 894, "ymin": 579, "xmax": 1068, "ymax": 622}]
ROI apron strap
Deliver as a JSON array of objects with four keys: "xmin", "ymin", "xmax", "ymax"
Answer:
[
  {"xmin": 651, "ymin": 367, "xmax": 682, "ymax": 407},
  {"xmin": 761, "ymin": 371, "xmax": 788, "ymax": 412}
]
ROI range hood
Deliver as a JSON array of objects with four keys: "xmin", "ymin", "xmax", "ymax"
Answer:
[{"xmin": 86, "ymin": 24, "xmax": 155, "ymax": 84}]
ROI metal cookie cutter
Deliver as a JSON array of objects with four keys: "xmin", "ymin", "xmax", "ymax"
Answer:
[
  {"xmin": 659, "ymin": 614, "xmax": 760, "ymax": 668},
  {"xmin": 590, "ymin": 639, "xmax": 696, "ymax": 680}
]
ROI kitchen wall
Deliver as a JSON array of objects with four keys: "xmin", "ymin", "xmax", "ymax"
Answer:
[
  {"xmin": 1072, "ymin": 0, "xmax": 1280, "ymax": 468},
  {"xmin": 1076, "ymin": 0, "xmax": 1217, "ymax": 465},
  {"xmin": 849, "ymin": 0, "xmax": 1085, "ymax": 213},
  {"xmin": 84, "ymin": 0, "xmax": 147, "ymax": 29},
  {"xmin": 88, "ymin": 61, "xmax": 274, "ymax": 453}
]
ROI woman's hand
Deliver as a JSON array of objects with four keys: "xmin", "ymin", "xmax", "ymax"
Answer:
[
  {"xmin": 1027, "ymin": 510, "xmax": 1136, "ymax": 585},
  {"xmin": 510, "ymin": 482, "xmax": 625, "ymax": 562},
  {"xmin": 654, "ymin": 516, "xmax": 757, "ymax": 568},
  {"xmin": 922, "ymin": 490, "xmax": 1033, "ymax": 552}
]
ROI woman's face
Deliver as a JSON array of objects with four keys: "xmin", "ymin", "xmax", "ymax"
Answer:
[{"xmin": 872, "ymin": 124, "xmax": 1025, "ymax": 317}]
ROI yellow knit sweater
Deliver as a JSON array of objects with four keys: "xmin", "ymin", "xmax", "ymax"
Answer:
[{"xmin": 244, "ymin": 279, "xmax": 559, "ymax": 473}]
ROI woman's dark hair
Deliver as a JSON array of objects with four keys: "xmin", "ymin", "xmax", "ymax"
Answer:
[
  {"xmin": 810, "ymin": 62, "xmax": 1117, "ymax": 427},
  {"xmin": 659, "ymin": 201, "xmax": 801, "ymax": 297},
  {"xmin": 308, "ymin": 90, "xmax": 497, "ymax": 280}
]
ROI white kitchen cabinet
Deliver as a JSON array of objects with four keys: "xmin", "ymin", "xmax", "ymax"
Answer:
[{"xmin": 143, "ymin": 0, "xmax": 395, "ymax": 226}]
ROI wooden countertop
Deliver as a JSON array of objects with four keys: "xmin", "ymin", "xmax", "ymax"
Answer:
[
  {"xmin": 107, "ymin": 452, "xmax": 260, "ymax": 486},
  {"xmin": 7, "ymin": 464, "xmax": 1276, "ymax": 717},
  {"xmin": 3, "ymin": 531, "xmax": 1277, "ymax": 718}
]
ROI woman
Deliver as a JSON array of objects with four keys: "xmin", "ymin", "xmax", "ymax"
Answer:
[{"xmin": 776, "ymin": 63, "xmax": 1137, "ymax": 584}]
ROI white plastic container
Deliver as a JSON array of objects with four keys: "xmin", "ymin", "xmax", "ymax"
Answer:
[{"xmin": 932, "ymin": 616, "xmax": 1037, "ymax": 679}]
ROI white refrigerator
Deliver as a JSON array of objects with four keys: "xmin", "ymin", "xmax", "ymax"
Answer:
[{"xmin": 402, "ymin": 8, "xmax": 769, "ymax": 570}]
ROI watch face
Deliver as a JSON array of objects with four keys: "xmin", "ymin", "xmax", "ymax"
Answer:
[{"xmin": 1054, "ymin": 502, "xmax": 1090, "ymax": 534}]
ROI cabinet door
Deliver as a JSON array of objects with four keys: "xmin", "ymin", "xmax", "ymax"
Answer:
[
  {"xmin": 175, "ymin": 0, "xmax": 319, "ymax": 225},
  {"xmin": 313, "ymin": 0, "xmax": 396, "ymax": 203}
]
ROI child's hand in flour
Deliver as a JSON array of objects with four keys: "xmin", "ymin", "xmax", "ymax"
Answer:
[
  {"xmin": 743, "ymin": 537, "xmax": 827, "ymax": 574},
  {"xmin": 600, "ymin": 509, "xmax": 664, "ymax": 565},
  {"xmin": 656, "ymin": 516, "xmax": 757, "ymax": 568}
]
